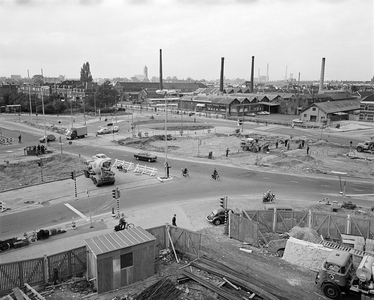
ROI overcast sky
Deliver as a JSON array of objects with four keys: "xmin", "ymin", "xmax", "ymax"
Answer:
[{"xmin": 0, "ymin": 0, "xmax": 373, "ymax": 81}]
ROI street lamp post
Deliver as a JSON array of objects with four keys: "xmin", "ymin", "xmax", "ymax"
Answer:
[
  {"xmin": 83, "ymin": 96, "xmax": 86, "ymax": 125},
  {"xmin": 41, "ymin": 87, "xmax": 47, "ymax": 139},
  {"xmin": 156, "ymin": 89, "xmax": 171, "ymax": 178}
]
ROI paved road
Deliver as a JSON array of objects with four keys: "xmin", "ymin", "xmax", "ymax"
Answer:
[{"xmin": 1, "ymin": 112, "xmax": 374, "ymax": 241}]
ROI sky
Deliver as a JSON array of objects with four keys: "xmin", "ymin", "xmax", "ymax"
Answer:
[{"xmin": 0, "ymin": 0, "xmax": 373, "ymax": 82}]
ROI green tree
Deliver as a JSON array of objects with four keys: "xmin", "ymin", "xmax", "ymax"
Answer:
[
  {"xmin": 96, "ymin": 81, "xmax": 118, "ymax": 108},
  {"xmin": 80, "ymin": 62, "xmax": 93, "ymax": 83}
]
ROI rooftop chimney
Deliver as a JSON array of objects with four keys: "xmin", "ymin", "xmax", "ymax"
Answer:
[
  {"xmin": 319, "ymin": 57, "xmax": 326, "ymax": 92},
  {"xmin": 250, "ymin": 56, "xmax": 254, "ymax": 93},
  {"xmin": 159, "ymin": 49, "xmax": 163, "ymax": 91},
  {"xmin": 220, "ymin": 57, "xmax": 224, "ymax": 93}
]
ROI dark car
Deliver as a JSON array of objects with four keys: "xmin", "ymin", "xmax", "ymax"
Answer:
[
  {"xmin": 134, "ymin": 152, "xmax": 157, "ymax": 162},
  {"xmin": 206, "ymin": 208, "xmax": 232, "ymax": 225},
  {"xmin": 39, "ymin": 134, "xmax": 56, "ymax": 143}
]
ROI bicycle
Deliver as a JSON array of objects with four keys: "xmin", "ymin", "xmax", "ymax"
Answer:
[
  {"xmin": 211, "ymin": 174, "xmax": 221, "ymax": 181},
  {"xmin": 26, "ymin": 230, "xmax": 38, "ymax": 243}
]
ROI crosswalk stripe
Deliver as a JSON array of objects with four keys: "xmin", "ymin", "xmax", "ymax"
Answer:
[{"xmin": 64, "ymin": 203, "xmax": 89, "ymax": 221}]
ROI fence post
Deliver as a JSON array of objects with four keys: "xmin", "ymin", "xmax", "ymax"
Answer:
[
  {"xmin": 44, "ymin": 254, "xmax": 49, "ymax": 283},
  {"xmin": 272, "ymin": 208, "xmax": 277, "ymax": 232},
  {"xmin": 347, "ymin": 214, "xmax": 351, "ymax": 234},
  {"xmin": 308, "ymin": 210, "xmax": 312, "ymax": 228}
]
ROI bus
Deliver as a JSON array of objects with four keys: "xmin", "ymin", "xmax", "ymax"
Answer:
[{"xmin": 4, "ymin": 104, "xmax": 21, "ymax": 113}]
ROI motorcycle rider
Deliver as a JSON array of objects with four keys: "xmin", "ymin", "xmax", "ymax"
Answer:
[{"xmin": 182, "ymin": 166, "xmax": 188, "ymax": 176}]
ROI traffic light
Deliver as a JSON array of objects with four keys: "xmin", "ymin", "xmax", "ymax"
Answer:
[
  {"xmin": 237, "ymin": 119, "xmax": 243, "ymax": 126},
  {"xmin": 220, "ymin": 197, "xmax": 226, "ymax": 209},
  {"xmin": 70, "ymin": 171, "xmax": 75, "ymax": 180},
  {"xmin": 112, "ymin": 189, "xmax": 117, "ymax": 199},
  {"xmin": 37, "ymin": 159, "xmax": 43, "ymax": 167}
]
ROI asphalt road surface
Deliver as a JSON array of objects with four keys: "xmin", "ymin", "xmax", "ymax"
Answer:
[{"xmin": 1, "ymin": 113, "xmax": 373, "ymax": 239}]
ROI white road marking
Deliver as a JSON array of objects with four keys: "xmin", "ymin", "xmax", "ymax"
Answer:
[
  {"xmin": 64, "ymin": 203, "xmax": 89, "ymax": 221},
  {"xmin": 321, "ymin": 185, "xmax": 330, "ymax": 187},
  {"xmin": 353, "ymin": 189, "xmax": 363, "ymax": 192},
  {"xmin": 263, "ymin": 177, "xmax": 270, "ymax": 180},
  {"xmin": 290, "ymin": 181, "xmax": 299, "ymax": 183}
]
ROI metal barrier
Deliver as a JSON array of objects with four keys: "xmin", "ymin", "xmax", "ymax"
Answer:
[
  {"xmin": 0, "ymin": 201, "xmax": 9, "ymax": 213},
  {"xmin": 134, "ymin": 164, "xmax": 157, "ymax": 176}
]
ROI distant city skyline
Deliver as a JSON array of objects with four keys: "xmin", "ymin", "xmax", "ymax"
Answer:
[{"xmin": 0, "ymin": 0, "xmax": 372, "ymax": 82}]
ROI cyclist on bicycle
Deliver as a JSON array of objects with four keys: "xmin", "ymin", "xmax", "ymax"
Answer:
[
  {"xmin": 212, "ymin": 168, "xmax": 219, "ymax": 180},
  {"xmin": 182, "ymin": 166, "xmax": 188, "ymax": 177},
  {"xmin": 119, "ymin": 213, "xmax": 127, "ymax": 229}
]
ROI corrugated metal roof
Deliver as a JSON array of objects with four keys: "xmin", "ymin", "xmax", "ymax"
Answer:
[
  {"xmin": 301, "ymin": 99, "xmax": 361, "ymax": 114},
  {"xmin": 84, "ymin": 227, "xmax": 156, "ymax": 256}
]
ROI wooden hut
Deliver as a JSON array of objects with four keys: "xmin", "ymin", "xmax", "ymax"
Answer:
[{"xmin": 84, "ymin": 227, "xmax": 156, "ymax": 294}]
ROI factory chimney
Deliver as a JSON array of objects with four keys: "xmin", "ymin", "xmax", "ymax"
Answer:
[
  {"xmin": 266, "ymin": 63, "xmax": 269, "ymax": 83},
  {"xmin": 319, "ymin": 57, "xmax": 326, "ymax": 92},
  {"xmin": 220, "ymin": 57, "xmax": 224, "ymax": 93},
  {"xmin": 159, "ymin": 49, "xmax": 163, "ymax": 91},
  {"xmin": 250, "ymin": 56, "xmax": 254, "ymax": 93}
]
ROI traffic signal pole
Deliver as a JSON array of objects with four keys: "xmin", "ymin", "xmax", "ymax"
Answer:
[
  {"xmin": 70, "ymin": 171, "xmax": 77, "ymax": 197},
  {"xmin": 112, "ymin": 187, "xmax": 121, "ymax": 218}
]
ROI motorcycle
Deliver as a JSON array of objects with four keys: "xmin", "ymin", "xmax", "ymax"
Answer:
[
  {"xmin": 262, "ymin": 190, "xmax": 276, "ymax": 203},
  {"xmin": 181, "ymin": 168, "xmax": 189, "ymax": 177},
  {"xmin": 114, "ymin": 222, "xmax": 134, "ymax": 232}
]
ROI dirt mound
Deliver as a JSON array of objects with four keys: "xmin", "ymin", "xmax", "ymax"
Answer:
[{"xmin": 288, "ymin": 226, "xmax": 320, "ymax": 243}]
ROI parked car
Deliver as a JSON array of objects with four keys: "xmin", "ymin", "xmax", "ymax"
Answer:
[
  {"xmin": 134, "ymin": 152, "xmax": 157, "ymax": 162},
  {"xmin": 97, "ymin": 127, "xmax": 112, "ymax": 135},
  {"xmin": 206, "ymin": 207, "xmax": 233, "ymax": 225},
  {"xmin": 248, "ymin": 113, "xmax": 256, "ymax": 117},
  {"xmin": 92, "ymin": 153, "xmax": 108, "ymax": 160},
  {"xmin": 39, "ymin": 134, "xmax": 56, "ymax": 143},
  {"xmin": 292, "ymin": 119, "xmax": 303, "ymax": 124}
]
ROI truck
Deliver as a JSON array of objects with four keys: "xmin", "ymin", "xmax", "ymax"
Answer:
[
  {"xmin": 66, "ymin": 126, "xmax": 88, "ymax": 140},
  {"xmin": 315, "ymin": 249, "xmax": 374, "ymax": 299},
  {"xmin": 356, "ymin": 141, "xmax": 374, "ymax": 153},
  {"xmin": 84, "ymin": 155, "xmax": 115, "ymax": 187},
  {"xmin": 240, "ymin": 138, "xmax": 270, "ymax": 152}
]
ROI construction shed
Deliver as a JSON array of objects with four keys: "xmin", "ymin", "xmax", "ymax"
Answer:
[{"xmin": 84, "ymin": 227, "xmax": 156, "ymax": 294}]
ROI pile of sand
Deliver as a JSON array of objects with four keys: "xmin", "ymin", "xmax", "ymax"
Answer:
[{"xmin": 288, "ymin": 226, "xmax": 320, "ymax": 243}]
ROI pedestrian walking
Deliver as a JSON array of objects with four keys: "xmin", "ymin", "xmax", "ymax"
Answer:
[
  {"xmin": 225, "ymin": 148, "xmax": 230, "ymax": 157},
  {"xmin": 302, "ymin": 140, "xmax": 305, "ymax": 148},
  {"xmin": 307, "ymin": 146, "xmax": 310, "ymax": 155},
  {"xmin": 285, "ymin": 139, "xmax": 288, "ymax": 147},
  {"xmin": 18, "ymin": 135, "xmax": 21, "ymax": 143},
  {"xmin": 287, "ymin": 143, "xmax": 290, "ymax": 151},
  {"xmin": 291, "ymin": 122, "xmax": 295, "ymax": 129},
  {"xmin": 172, "ymin": 214, "xmax": 177, "ymax": 226},
  {"xmin": 275, "ymin": 141, "xmax": 278, "ymax": 149}
]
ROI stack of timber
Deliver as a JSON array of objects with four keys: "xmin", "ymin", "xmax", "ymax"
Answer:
[
  {"xmin": 190, "ymin": 255, "xmax": 300, "ymax": 300},
  {"xmin": 134, "ymin": 277, "xmax": 182, "ymax": 300}
]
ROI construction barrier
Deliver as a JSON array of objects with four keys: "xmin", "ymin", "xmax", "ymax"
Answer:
[
  {"xmin": 0, "ymin": 137, "xmax": 14, "ymax": 145},
  {"xmin": 113, "ymin": 159, "xmax": 135, "ymax": 172},
  {"xmin": 0, "ymin": 201, "xmax": 9, "ymax": 213},
  {"xmin": 134, "ymin": 164, "xmax": 157, "ymax": 176}
]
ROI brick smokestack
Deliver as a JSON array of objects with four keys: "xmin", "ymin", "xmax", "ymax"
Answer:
[
  {"xmin": 159, "ymin": 49, "xmax": 163, "ymax": 91},
  {"xmin": 220, "ymin": 57, "xmax": 224, "ymax": 93},
  {"xmin": 319, "ymin": 57, "xmax": 326, "ymax": 92},
  {"xmin": 250, "ymin": 56, "xmax": 255, "ymax": 93}
]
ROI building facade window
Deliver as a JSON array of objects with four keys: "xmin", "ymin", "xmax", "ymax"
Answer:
[{"xmin": 120, "ymin": 252, "xmax": 133, "ymax": 269}]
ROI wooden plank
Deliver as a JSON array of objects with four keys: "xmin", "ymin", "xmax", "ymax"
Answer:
[
  {"xmin": 12, "ymin": 287, "xmax": 25, "ymax": 300},
  {"xmin": 24, "ymin": 283, "xmax": 45, "ymax": 300},
  {"xmin": 167, "ymin": 227, "xmax": 180, "ymax": 263},
  {"xmin": 182, "ymin": 270, "xmax": 243, "ymax": 300}
]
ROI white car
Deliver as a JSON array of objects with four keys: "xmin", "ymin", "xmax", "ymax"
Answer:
[
  {"xmin": 92, "ymin": 154, "xmax": 108, "ymax": 160},
  {"xmin": 292, "ymin": 119, "xmax": 303, "ymax": 124},
  {"xmin": 97, "ymin": 127, "xmax": 112, "ymax": 135}
]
